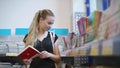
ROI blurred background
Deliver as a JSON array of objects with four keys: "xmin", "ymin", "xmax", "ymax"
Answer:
[{"xmin": 0, "ymin": 0, "xmax": 120, "ymax": 68}]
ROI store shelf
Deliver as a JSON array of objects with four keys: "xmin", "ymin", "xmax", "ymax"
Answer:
[
  {"xmin": 0, "ymin": 53, "xmax": 24, "ymax": 65},
  {"xmin": 61, "ymin": 56, "xmax": 120, "ymax": 67},
  {"xmin": 61, "ymin": 36, "xmax": 120, "ymax": 67}
]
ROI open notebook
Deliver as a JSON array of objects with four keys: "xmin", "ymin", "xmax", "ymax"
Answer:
[{"xmin": 18, "ymin": 46, "xmax": 40, "ymax": 60}]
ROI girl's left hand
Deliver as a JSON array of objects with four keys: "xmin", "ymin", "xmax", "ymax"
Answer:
[{"xmin": 39, "ymin": 51, "xmax": 52, "ymax": 59}]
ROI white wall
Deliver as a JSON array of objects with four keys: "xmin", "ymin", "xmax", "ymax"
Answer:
[
  {"xmin": 73, "ymin": 0, "xmax": 86, "ymax": 12},
  {"xmin": 90, "ymin": 0, "xmax": 104, "ymax": 12},
  {"xmin": 90, "ymin": 0, "xmax": 97, "ymax": 13},
  {"xmin": 55, "ymin": 0, "xmax": 73, "ymax": 31},
  {"xmin": 96, "ymin": 0, "xmax": 103, "ymax": 11},
  {"xmin": 0, "ymin": 0, "xmax": 72, "ymax": 35}
]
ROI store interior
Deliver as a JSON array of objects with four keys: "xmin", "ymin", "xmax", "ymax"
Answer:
[{"xmin": 0, "ymin": 0, "xmax": 120, "ymax": 68}]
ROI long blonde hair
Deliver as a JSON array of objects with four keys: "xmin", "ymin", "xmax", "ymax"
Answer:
[{"xmin": 24, "ymin": 9, "xmax": 54, "ymax": 47}]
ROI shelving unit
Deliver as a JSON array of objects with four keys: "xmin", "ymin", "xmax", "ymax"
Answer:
[
  {"xmin": 62, "ymin": 56, "xmax": 120, "ymax": 67},
  {"xmin": 0, "ymin": 53, "xmax": 25, "ymax": 68},
  {"xmin": 61, "ymin": 0, "xmax": 120, "ymax": 68},
  {"xmin": 61, "ymin": 36, "xmax": 120, "ymax": 68}
]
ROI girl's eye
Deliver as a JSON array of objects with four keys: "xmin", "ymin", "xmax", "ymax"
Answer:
[{"xmin": 48, "ymin": 22, "xmax": 53, "ymax": 25}]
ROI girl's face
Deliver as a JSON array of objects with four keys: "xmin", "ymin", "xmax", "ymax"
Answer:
[{"xmin": 39, "ymin": 16, "xmax": 54, "ymax": 31}]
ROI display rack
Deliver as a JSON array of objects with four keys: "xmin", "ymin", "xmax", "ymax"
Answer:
[
  {"xmin": 62, "ymin": 1, "xmax": 120, "ymax": 68},
  {"xmin": 61, "ymin": 36, "xmax": 120, "ymax": 68},
  {"xmin": 61, "ymin": 56, "xmax": 120, "ymax": 67},
  {"xmin": 0, "ymin": 53, "xmax": 25, "ymax": 68}
]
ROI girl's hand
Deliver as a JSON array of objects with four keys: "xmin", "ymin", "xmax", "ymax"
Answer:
[
  {"xmin": 23, "ymin": 59, "xmax": 31, "ymax": 65},
  {"xmin": 38, "ymin": 51, "xmax": 53, "ymax": 59}
]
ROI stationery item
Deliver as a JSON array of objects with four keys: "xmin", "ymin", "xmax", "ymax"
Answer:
[
  {"xmin": 63, "ymin": 36, "xmax": 69, "ymax": 49},
  {"xmin": 77, "ymin": 17, "xmax": 86, "ymax": 36},
  {"xmin": 18, "ymin": 46, "xmax": 40, "ymax": 60}
]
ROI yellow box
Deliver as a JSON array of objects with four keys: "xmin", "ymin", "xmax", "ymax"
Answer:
[
  {"xmin": 102, "ymin": 39, "xmax": 113, "ymax": 55},
  {"xmin": 69, "ymin": 48, "xmax": 79, "ymax": 56},
  {"xmin": 78, "ymin": 45, "xmax": 90, "ymax": 56},
  {"xmin": 90, "ymin": 41, "xmax": 100, "ymax": 56}
]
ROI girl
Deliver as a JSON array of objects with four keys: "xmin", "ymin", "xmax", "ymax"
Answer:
[{"xmin": 23, "ymin": 9, "xmax": 61, "ymax": 68}]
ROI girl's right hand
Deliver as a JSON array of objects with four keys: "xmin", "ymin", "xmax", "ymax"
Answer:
[{"xmin": 23, "ymin": 59, "xmax": 31, "ymax": 65}]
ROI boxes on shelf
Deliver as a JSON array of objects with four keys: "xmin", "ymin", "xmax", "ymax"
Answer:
[
  {"xmin": 69, "ymin": 48, "xmax": 79, "ymax": 56},
  {"xmin": 90, "ymin": 40, "xmax": 102, "ymax": 56},
  {"xmin": 78, "ymin": 45, "xmax": 90, "ymax": 56},
  {"xmin": 76, "ymin": 11, "xmax": 102, "ymax": 44},
  {"xmin": 97, "ymin": 22, "xmax": 108, "ymax": 40},
  {"xmin": 97, "ymin": 2, "xmax": 120, "ymax": 40},
  {"xmin": 85, "ymin": 26, "xmax": 94, "ymax": 43},
  {"xmin": 65, "ymin": 44, "xmax": 91, "ymax": 56},
  {"xmin": 63, "ymin": 0, "xmax": 120, "ymax": 57},
  {"xmin": 86, "ymin": 11, "xmax": 102, "ymax": 43},
  {"xmin": 106, "ymin": 12, "xmax": 120, "ymax": 39},
  {"xmin": 65, "ymin": 50, "xmax": 71, "ymax": 56},
  {"xmin": 102, "ymin": 36, "xmax": 120, "ymax": 55}
]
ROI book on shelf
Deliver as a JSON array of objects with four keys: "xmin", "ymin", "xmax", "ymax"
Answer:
[
  {"xmin": 77, "ymin": 17, "xmax": 86, "ymax": 36},
  {"xmin": 63, "ymin": 36, "xmax": 68, "ymax": 49},
  {"xmin": 18, "ymin": 46, "xmax": 40, "ymax": 60}
]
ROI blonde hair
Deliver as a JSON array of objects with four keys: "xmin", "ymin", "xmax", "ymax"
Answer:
[{"xmin": 24, "ymin": 9, "xmax": 54, "ymax": 47}]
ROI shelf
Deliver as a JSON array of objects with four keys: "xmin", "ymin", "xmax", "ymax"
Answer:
[
  {"xmin": 0, "ymin": 53, "xmax": 24, "ymax": 65},
  {"xmin": 61, "ymin": 36, "xmax": 120, "ymax": 67},
  {"xmin": 61, "ymin": 56, "xmax": 120, "ymax": 67}
]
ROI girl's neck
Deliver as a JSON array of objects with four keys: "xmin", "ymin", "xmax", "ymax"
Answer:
[
  {"xmin": 38, "ymin": 31, "xmax": 48, "ymax": 41},
  {"xmin": 39, "ymin": 30, "xmax": 47, "ymax": 36}
]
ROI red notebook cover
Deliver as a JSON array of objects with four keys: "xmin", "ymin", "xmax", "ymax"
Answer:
[{"xmin": 18, "ymin": 46, "xmax": 40, "ymax": 60}]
